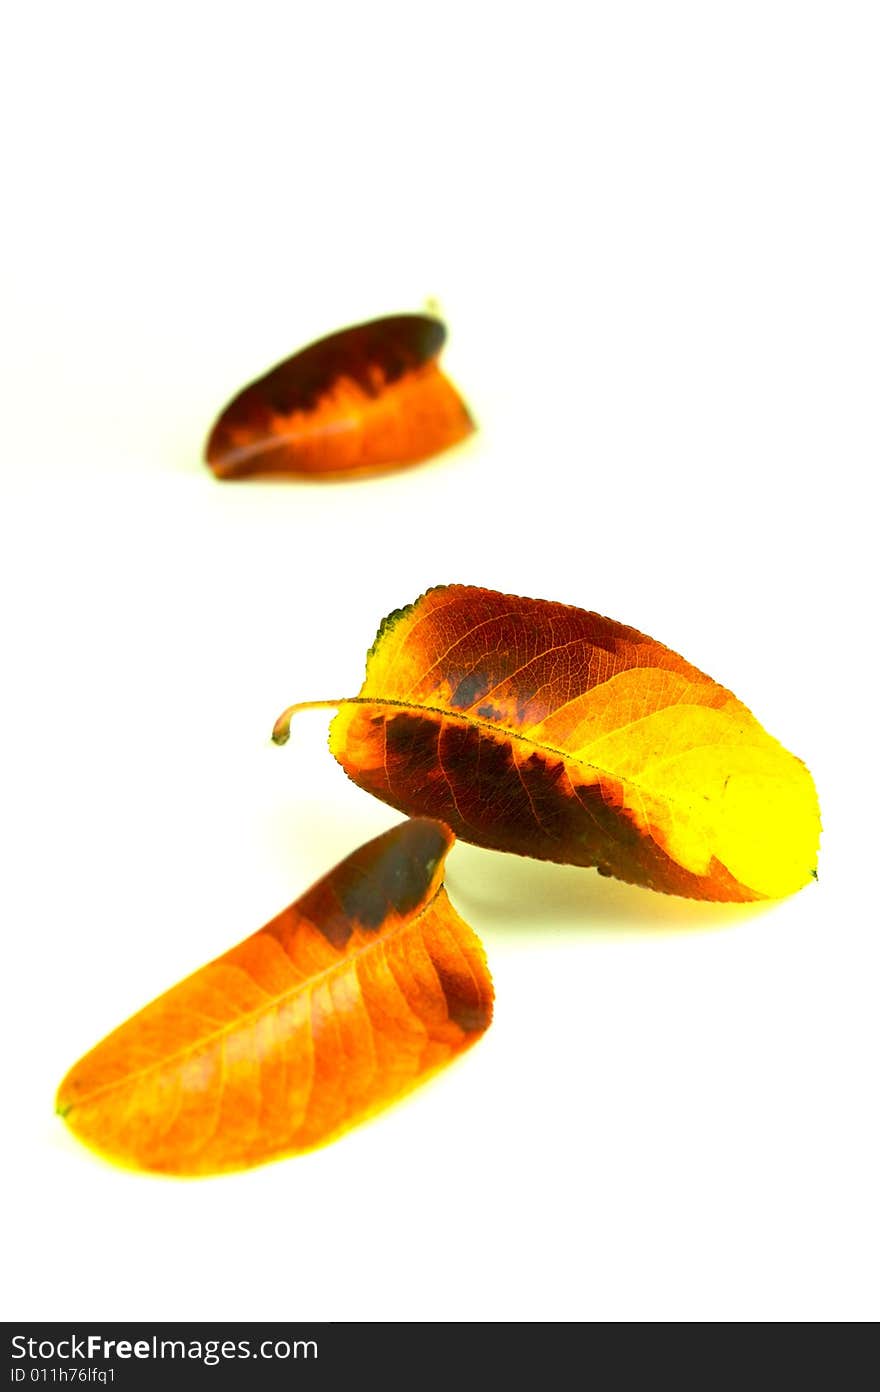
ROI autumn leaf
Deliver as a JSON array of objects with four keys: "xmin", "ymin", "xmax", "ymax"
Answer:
[
  {"xmin": 57, "ymin": 819, "xmax": 493, "ymax": 1175},
  {"xmin": 273, "ymin": 586, "xmax": 820, "ymax": 902},
  {"xmin": 204, "ymin": 313, "xmax": 474, "ymax": 480}
]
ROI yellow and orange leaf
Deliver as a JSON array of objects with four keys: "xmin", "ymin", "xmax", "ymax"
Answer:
[
  {"xmin": 57, "ymin": 818, "xmax": 493, "ymax": 1175},
  {"xmin": 204, "ymin": 313, "xmax": 474, "ymax": 480},
  {"xmin": 274, "ymin": 586, "xmax": 820, "ymax": 902}
]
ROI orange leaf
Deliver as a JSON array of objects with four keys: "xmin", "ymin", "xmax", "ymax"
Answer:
[
  {"xmin": 204, "ymin": 313, "xmax": 474, "ymax": 480},
  {"xmin": 274, "ymin": 586, "xmax": 820, "ymax": 902},
  {"xmin": 57, "ymin": 819, "xmax": 492, "ymax": 1175}
]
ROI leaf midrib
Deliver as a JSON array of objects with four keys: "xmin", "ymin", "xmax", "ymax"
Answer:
[
  {"xmin": 62, "ymin": 881, "xmax": 445, "ymax": 1113},
  {"xmin": 339, "ymin": 693, "xmax": 773, "ymax": 810}
]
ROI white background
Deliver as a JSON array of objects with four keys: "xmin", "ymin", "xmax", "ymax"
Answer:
[{"xmin": 2, "ymin": 1, "xmax": 877, "ymax": 1323}]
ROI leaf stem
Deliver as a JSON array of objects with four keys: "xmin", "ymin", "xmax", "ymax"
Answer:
[{"xmin": 271, "ymin": 699, "xmax": 351, "ymax": 745}]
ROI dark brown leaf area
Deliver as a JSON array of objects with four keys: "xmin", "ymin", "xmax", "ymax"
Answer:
[
  {"xmin": 357, "ymin": 709, "xmax": 754, "ymax": 900},
  {"xmin": 261, "ymin": 315, "xmax": 447, "ymax": 410},
  {"xmin": 296, "ymin": 816, "xmax": 450, "ymax": 945}
]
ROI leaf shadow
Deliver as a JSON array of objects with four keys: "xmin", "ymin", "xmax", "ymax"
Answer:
[
  {"xmin": 446, "ymin": 841, "xmax": 776, "ymax": 939},
  {"xmin": 264, "ymin": 798, "xmax": 776, "ymax": 943}
]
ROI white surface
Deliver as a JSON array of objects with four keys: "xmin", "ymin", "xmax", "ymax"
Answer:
[{"xmin": 2, "ymin": 0, "xmax": 877, "ymax": 1323}]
